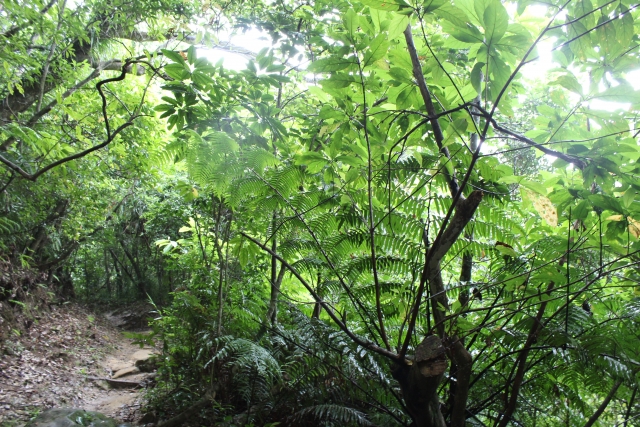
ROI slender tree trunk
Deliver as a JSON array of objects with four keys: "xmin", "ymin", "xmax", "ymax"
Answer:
[
  {"xmin": 268, "ymin": 213, "xmax": 278, "ymax": 320},
  {"xmin": 582, "ymin": 380, "xmax": 623, "ymax": 427},
  {"xmin": 26, "ymin": 199, "xmax": 68, "ymax": 257},
  {"xmin": 266, "ymin": 266, "xmax": 286, "ymax": 324},
  {"xmin": 104, "ymin": 249, "xmax": 111, "ymax": 297},
  {"xmin": 119, "ymin": 240, "xmax": 145, "ymax": 298},
  {"xmin": 311, "ymin": 272, "xmax": 323, "ymax": 319}
]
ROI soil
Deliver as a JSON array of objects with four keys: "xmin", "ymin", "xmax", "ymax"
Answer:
[{"xmin": 0, "ymin": 303, "xmax": 158, "ymax": 427}]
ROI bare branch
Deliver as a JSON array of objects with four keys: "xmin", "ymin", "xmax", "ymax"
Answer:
[
  {"xmin": 0, "ymin": 61, "xmax": 139, "ymax": 181},
  {"xmin": 582, "ymin": 380, "xmax": 623, "ymax": 427},
  {"xmin": 475, "ymin": 106, "xmax": 587, "ymax": 170},
  {"xmin": 497, "ymin": 282, "xmax": 554, "ymax": 427},
  {"xmin": 404, "ymin": 24, "xmax": 459, "ymax": 198}
]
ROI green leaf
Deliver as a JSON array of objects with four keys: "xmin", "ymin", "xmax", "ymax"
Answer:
[
  {"xmin": 435, "ymin": 4, "xmax": 470, "ymax": 27},
  {"xmin": 520, "ymin": 180, "xmax": 547, "ymax": 195},
  {"xmin": 483, "ymin": 1, "xmax": 509, "ymax": 44},
  {"xmin": 442, "ymin": 21, "xmax": 484, "ymax": 44},
  {"xmin": 553, "ymin": 75, "xmax": 582, "ymax": 96},
  {"xmin": 617, "ymin": 5, "xmax": 634, "ymax": 48},
  {"xmin": 296, "ymin": 152, "xmax": 328, "ymax": 174},
  {"xmin": 343, "ymin": 9, "xmax": 359, "ymax": 36},
  {"xmin": 596, "ymin": 15, "xmax": 621, "ymax": 59},
  {"xmin": 589, "ymin": 194, "xmax": 624, "ymax": 214},
  {"xmin": 592, "ymin": 83, "xmax": 640, "ymax": 105},
  {"xmin": 165, "ymin": 63, "xmax": 190, "ymax": 80},
  {"xmin": 423, "ymin": 0, "xmax": 446, "ymax": 13},
  {"xmin": 470, "ymin": 62, "xmax": 484, "ymax": 93},
  {"xmin": 573, "ymin": 200, "xmax": 591, "ymax": 220},
  {"xmin": 388, "ymin": 13, "xmax": 410, "ymax": 40},
  {"xmin": 363, "ymin": 34, "xmax": 390, "ymax": 67},
  {"xmin": 320, "ymin": 73, "xmax": 358, "ymax": 89},
  {"xmin": 456, "ymin": 0, "xmax": 483, "ymax": 26},
  {"xmin": 473, "ymin": 0, "xmax": 492, "ymax": 26},
  {"xmin": 567, "ymin": 20, "xmax": 593, "ymax": 60},
  {"xmin": 187, "ymin": 46, "xmax": 197, "ymax": 64},
  {"xmin": 308, "ymin": 57, "xmax": 355, "ymax": 73},
  {"xmin": 162, "ymin": 49, "xmax": 187, "ymax": 65},
  {"xmin": 573, "ymin": 0, "xmax": 594, "ymax": 28},
  {"xmin": 360, "ymin": 0, "xmax": 410, "ymax": 12}
]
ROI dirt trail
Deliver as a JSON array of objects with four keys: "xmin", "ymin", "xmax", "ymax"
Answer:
[
  {"xmin": 0, "ymin": 303, "xmax": 158, "ymax": 426},
  {"xmin": 83, "ymin": 332, "xmax": 158, "ymax": 422}
]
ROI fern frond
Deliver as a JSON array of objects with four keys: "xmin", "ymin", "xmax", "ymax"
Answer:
[{"xmin": 290, "ymin": 404, "xmax": 375, "ymax": 426}]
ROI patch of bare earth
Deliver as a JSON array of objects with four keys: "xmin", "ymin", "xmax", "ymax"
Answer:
[{"xmin": 0, "ymin": 303, "xmax": 158, "ymax": 426}]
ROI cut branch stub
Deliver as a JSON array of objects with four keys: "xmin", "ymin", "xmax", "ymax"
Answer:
[
  {"xmin": 393, "ymin": 334, "xmax": 448, "ymax": 427},
  {"xmin": 415, "ymin": 335, "xmax": 448, "ymax": 377},
  {"xmin": 415, "ymin": 335, "xmax": 446, "ymax": 363}
]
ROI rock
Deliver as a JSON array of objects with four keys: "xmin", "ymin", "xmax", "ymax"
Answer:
[
  {"xmin": 131, "ymin": 349, "xmax": 155, "ymax": 362},
  {"xmin": 134, "ymin": 355, "xmax": 158, "ymax": 373},
  {"xmin": 130, "ymin": 349, "xmax": 158, "ymax": 373},
  {"xmin": 112, "ymin": 366, "xmax": 139, "ymax": 379},
  {"xmin": 25, "ymin": 408, "xmax": 132, "ymax": 426}
]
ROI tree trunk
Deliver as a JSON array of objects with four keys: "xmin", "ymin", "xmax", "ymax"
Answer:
[
  {"xmin": 392, "ymin": 336, "xmax": 448, "ymax": 427},
  {"xmin": 266, "ymin": 265, "xmax": 285, "ymax": 323}
]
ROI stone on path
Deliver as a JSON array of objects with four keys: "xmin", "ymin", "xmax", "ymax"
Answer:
[
  {"xmin": 111, "ymin": 366, "xmax": 140, "ymax": 379},
  {"xmin": 131, "ymin": 349, "xmax": 155, "ymax": 362}
]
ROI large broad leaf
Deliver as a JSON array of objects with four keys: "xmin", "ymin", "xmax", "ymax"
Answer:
[
  {"xmin": 573, "ymin": 0, "xmax": 595, "ymax": 28},
  {"xmin": 363, "ymin": 34, "xmax": 390, "ymax": 67},
  {"xmin": 360, "ymin": 0, "xmax": 410, "ymax": 12},
  {"xmin": 423, "ymin": 0, "xmax": 446, "ymax": 13},
  {"xmin": 483, "ymin": 1, "xmax": 509, "ymax": 44},
  {"xmin": 435, "ymin": 4, "xmax": 469, "ymax": 27},
  {"xmin": 442, "ymin": 21, "xmax": 484, "ymax": 44},
  {"xmin": 567, "ymin": 19, "xmax": 594, "ymax": 60},
  {"xmin": 343, "ymin": 9, "xmax": 359, "ymax": 36},
  {"xmin": 553, "ymin": 74, "xmax": 583, "ymax": 96},
  {"xmin": 595, "ymin": 15, "xmax": 622, "ymax": 59},
  {"xmin": 320, "ymin": 73, "xmax": 358, "ymax": 89},
  {"xmin": 162, "ymin": 49, "xmax": 187, "ymax": 65},
  {"xmin": 456, "ymin": 0, "xmax": 483, "ymax": 26},
  {"xmin": 164, "ymin": 63, "xmax": 190, "ymax": 81},
  {"xmin": 616, "ymin": 5, "xmax": 634, "ymax": 48},
  {"xmin": 590, "ymin": 194, "xmax": 624, "ymax": 214},
  {"xmin": 388, "ymin": 13, "xmax": 409, "ymax": 40},
  {"xmin": 470, "ymin": 62, "xmax": 484, "ymax": 93},
  {"xmin": 308, "ymin": 57, "xmax": 355, "ymax": 73},
  {"xmin": 591, "ymin": 83, "xmax": 640, "ymax": 105},
  {"xmin": 523, "ymin": 189, "xmax": 558, "ymax": 227}
]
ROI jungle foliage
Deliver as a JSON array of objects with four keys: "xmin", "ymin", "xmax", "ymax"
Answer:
[{"xmin": 3, "ymin": 0, "xmax": 640, "ymax": 426}]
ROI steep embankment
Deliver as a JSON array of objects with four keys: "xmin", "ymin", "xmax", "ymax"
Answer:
[{"xmin": 0, "ymin": 303, "xmax": 157, "ymax": 426}]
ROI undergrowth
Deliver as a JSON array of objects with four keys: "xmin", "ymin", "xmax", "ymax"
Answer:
[{"xmin": 143, "ymin": 290, "xmax": 408, "ymax": 427}]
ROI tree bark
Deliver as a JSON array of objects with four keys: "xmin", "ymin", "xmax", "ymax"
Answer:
[
  {"xmin": 392, "ymin": 336, "xmax": 448, "ymax": 427},
  {"xmin": 266, "ymin": 265, "xmax": 286, "ymax": 323}
]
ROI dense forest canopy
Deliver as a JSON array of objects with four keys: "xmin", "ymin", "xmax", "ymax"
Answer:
[{"xmin": 3, "ymin": 0, "xmax": 640, "ymax": 425}]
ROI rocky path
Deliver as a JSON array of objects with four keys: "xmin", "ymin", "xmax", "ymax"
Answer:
[
  {"xmin": 0, "ymin": 303, "xmax": 158, "ymax": 426},
  {"xmin": 84, "ymin": 339, "xmax": 157, "ymax": 422}
]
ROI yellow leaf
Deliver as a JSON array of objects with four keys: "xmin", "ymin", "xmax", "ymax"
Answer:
[
  {"xmin": 628, "ymin": 217, "xmax": 640, "ymax": 238},
  {"xmin": 525, "ymin": 190, "xmax": 557, "ymax": 227}
]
